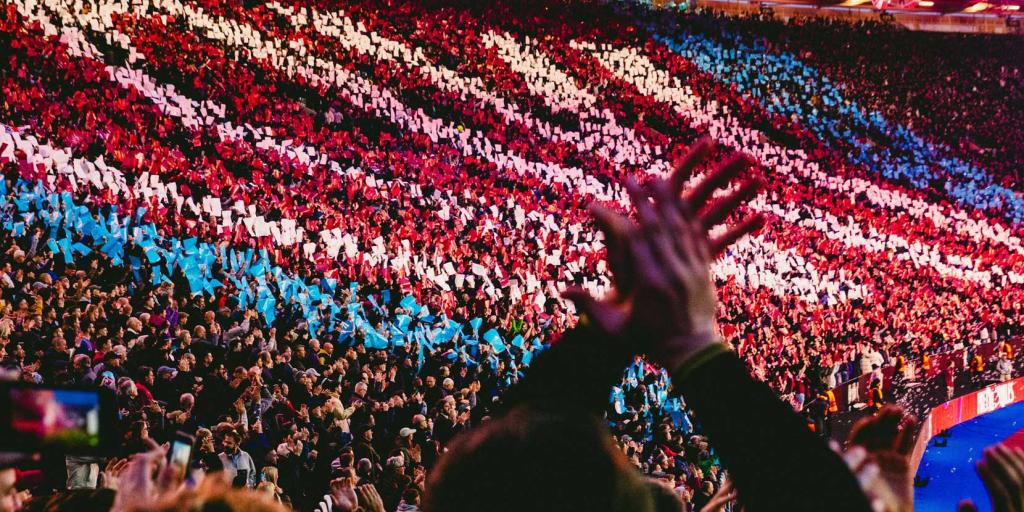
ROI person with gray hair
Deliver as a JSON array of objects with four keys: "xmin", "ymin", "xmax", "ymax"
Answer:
[
  {"xmin": 71, "ymin": 353, "xmax": 96, "ymax": 386},
  {"xmin": 377, "ymin": 455, "xmax": 412, "ymax": 512}
]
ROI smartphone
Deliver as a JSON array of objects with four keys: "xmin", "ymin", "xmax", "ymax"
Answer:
[
  {"xmin": 167, "ymin": 431, "xmax": 194, "ymax": 473},
  {"xmin": 0, "ymin": 383, "xmax": 117, "ymax": 454},
  {"xmin": 232, "ymin": 469, "xmax": 249, "ymax": 488}
]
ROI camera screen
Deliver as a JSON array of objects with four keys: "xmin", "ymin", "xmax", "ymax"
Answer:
[
  {"xmin": 170, "ymin": 440, "xmax": 191, "ymax": 468},
  {"xmin": 8, "ymin": 388, "xmax": 101, "ymax": 450}
]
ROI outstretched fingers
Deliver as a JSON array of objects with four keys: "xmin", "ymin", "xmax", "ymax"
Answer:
[
  {"xmin": 709, "ymin": 214, "xmax": 766, "ymax": 257},
  {"xmin": 684, "ymin": 153, "xmax": 755, "ymax": 210},
  {"xmin": 651, "ymin": 178, "xmax": 703, "ymax": 271},
  {"xmin": 668, "ymin": 137, "xmax": 714, "ymax": 194},
  {"xmin": 977, "ymin": 456, "xmax": 1015, "ymax": 512},
  {"xmin": 589, "ymin": 203, "xmax": 637, "ymax": 297},
  {"xmin": 561, "ymin": 287, "xmax": 627, "ymax": 335},
  {"xmin": 849, "ymin": 406, "xmax": 918, "ymax": 455},
  {"xmin": 629, "ymin": 227, "xmax": 671, "ymax": 297},
  {"xmin": 625, "ymin": 177, "xmax": 660, "ymax": 236},
  {"xmin": 628, "ymin": 177, "xmax": 696, "ymax": 293},
  {"xmin": 700, "ymin": 178, "xmax": 763, "ymax": 231},
  {"xmin": 986, "ymin": 444, "xmax": 1024, "ymax": 512}
]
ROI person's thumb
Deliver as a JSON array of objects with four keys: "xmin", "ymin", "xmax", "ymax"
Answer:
[
  {"xmin": 958, "ymin": 499, "xmax": 978, "ymax": 512},
  {"xmin": 561, "ymin": 287, "xmax": 624, "ymax": 334}
]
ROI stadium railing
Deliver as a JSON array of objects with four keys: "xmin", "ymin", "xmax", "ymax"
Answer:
[
  {"xmin": 909, "ymin": 376, "xmax": 1024, "ymax": 473},
  {"xmin": 831, "ymin": 337, "xmax": 1024, "ymax": 413}
]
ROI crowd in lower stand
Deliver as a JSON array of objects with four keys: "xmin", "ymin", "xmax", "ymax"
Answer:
[
  {"xmin": 716, "ymin": 15, "xmax": 1024, "ymax": 190},
  {"xmin": 0, "ymin": 0, "xmax": 1022, "ymax": 510}
]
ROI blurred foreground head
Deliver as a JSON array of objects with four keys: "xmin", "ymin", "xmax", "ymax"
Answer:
[
  {"xmin": 132, "ymin": 480, "xmax": 288, "ymax": 512},
  {"xmin": 425, "ymin": 405, "xmax": 664, "ymax": 512}
]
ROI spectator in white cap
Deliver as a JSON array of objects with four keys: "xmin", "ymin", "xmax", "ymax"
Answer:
[
  {"xmin": 396, "ymin": 427, "xmax": 419, "ymax": 473},
  {"xmin": 378, "ymin": 455, "xmax": 412, "ymax": 512}
]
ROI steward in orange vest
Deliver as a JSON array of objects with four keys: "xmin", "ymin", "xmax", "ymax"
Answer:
[
  {"xmin": 825, "ymin": 389, "xmax": 838, "ymax": 415},
  {"xmin": 1000, "ymin": 341, "xmax": 1014, "ymax": 360},
  {"xmin": 972, "ymin": 353, "xmax": 985, "ymax": 374},
  {"xmin": 867, "ymin": 379, "xmax": 884, "ymax": 412}
]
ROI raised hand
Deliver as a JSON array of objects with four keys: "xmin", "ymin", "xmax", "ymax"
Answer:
[
  {"xmin": 100, "ymin": 457, "xmax": 129, "ymax": 491},
  {"xmin": 701, "ymin": 477, "xmax": 738, "ymax": 512},
  {"xmin": 357, "ymin": 483, "xmax": 386, "ymax": 512},
  {"xmin": 564, "ymin": 137, "xmax": 764, "ymax": 371},
  {"xmin": 330, "ymin": 476, "xmax": 358, "ymax": 511},
  {"xmin": 959, "ymin": 443, "xmax": 1024, "ymax": 512},
  {"xmin": 843, "ymin": 403, "xmax": 917, "ymax": 512},
  {"xmin": 110, "ymin": 441, "xmax": 184, "ymax": 512}
]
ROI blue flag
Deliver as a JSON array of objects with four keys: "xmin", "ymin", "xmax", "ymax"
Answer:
[
  {"xmin": 364, "ymin": 328, "xmax": 389, "ymax": 350},
  {"xmin": 482, "ymin": 329, "xmax": 505, "ymax": 354}
]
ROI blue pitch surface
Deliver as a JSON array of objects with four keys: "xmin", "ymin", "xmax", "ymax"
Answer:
[{"xmin": 915, "ymin": 401, "xmax": 1024, "ymax": 511}]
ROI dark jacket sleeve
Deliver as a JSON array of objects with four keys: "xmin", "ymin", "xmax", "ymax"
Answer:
[
  {"xmin": 497, "ymin": 325, "xmax": 632, "ymax": 416},
  {"xmin": 675, "ymin": 350, "xmax": 872, "ymax": 512}
]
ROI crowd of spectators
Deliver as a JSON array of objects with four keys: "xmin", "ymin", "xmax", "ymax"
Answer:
[
  {"xmin": 0, "ymin": 122, "xmax": 907, "ymax": 512},
  {"xmin": 0, "ymin": 0, "xmax": 1022, "ymax": 510},
  {"xmin": 641, "ymin": 6, "xmax": 1024, "ymax": 213},
  {"xmin": 703, "ymin": 14, "xmax": 1024, "ymax": 191}
]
